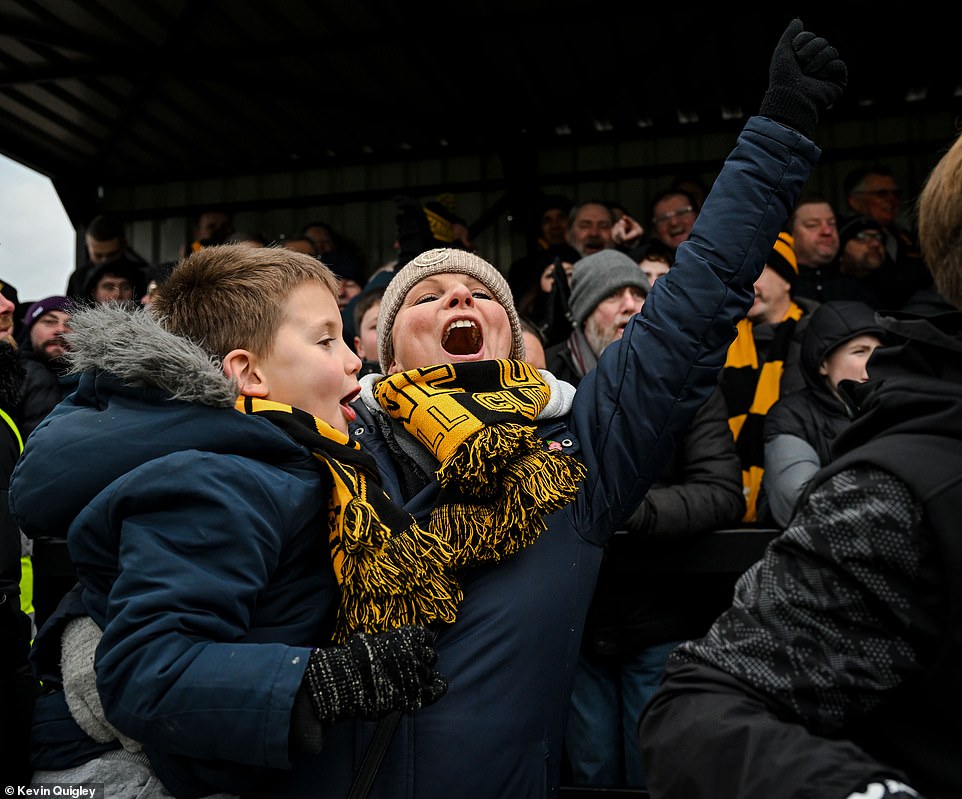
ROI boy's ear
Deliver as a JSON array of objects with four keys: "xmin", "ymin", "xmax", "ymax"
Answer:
[{"xmin": 223, "ymin": 348, "xmax": 269, "ymax": 397}]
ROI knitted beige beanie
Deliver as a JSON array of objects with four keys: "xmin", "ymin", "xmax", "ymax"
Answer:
[{"xmin": 377, "ymin": 248, "xmax": 525, "ymax": 372}]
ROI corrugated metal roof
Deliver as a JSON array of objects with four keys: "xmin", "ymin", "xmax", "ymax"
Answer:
[{"xmin": 1, "ymin": 0, "xmax": 959, "ymax": 226}]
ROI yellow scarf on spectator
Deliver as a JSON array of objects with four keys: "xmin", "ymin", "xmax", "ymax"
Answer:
[
  {"xmin": 236, "ymin": 359, "xmax": 585, "ymax": 641},
  {"xmin": 723, "ymin": 303, "xmax": 803, "ymax": 521}
]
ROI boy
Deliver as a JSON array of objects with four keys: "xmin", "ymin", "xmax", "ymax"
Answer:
[{"xmin": 11, "ymin": 245, "xmax": 445, "ymax": 798}]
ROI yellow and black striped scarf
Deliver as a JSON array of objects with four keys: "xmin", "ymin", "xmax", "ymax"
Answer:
[
  {"xmin": 236, "ymin": 359, "xmax": 585, "ymax": 641},
  {"xmin": 722, "ymin": 303, "xmax": 803, "ymax": 522}
]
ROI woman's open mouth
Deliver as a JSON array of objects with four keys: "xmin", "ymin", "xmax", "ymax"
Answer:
[{"xmin": 441, "ymin": 319, "xmax": 482, "ymax": 356}]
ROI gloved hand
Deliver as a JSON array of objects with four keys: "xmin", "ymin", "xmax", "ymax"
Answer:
[
  {"xmin": 844, "ymin": 778, "xmax": 924, "ymax": 798},
  {"xmin": 61, "ymin": 616, "xmax": 142, "ymax": 752},
  {"xmin": 303, "ymin": 625, "xmax": 447, "ymax": 725},
  {"xmin": 759, "ymin": 18, "xmax": 847, "ymax": 139}
]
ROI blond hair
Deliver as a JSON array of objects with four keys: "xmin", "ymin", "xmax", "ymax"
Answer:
[
  {"xmin": 917, "ymin": 133, "xmax": 962, "ymax": 310},
  {"xmin": 150, "ymin": 244, "xmax": 340, "ymax": 359}
]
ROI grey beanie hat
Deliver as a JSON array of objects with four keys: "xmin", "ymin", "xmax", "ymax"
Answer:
[
  {"xmin": 568, "ymin": 249, "xmax": 651, "ymax": 325},
  {"xmin": 377, "ymin": 248, "xmax": 525, "ymax": 372}
]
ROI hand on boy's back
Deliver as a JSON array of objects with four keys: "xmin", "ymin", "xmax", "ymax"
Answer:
[{"xmin": 304, "ymin": 625, "xmax": 447, "ymax": 724}]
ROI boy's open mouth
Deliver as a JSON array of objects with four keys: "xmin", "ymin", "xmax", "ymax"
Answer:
[
  {"xmin": 340, "ymin": 387, "xmax": 361, "ymax": 423},
  {"xmin": 442, "ymin": 319, "xmax": 482, "ymax": 356}
]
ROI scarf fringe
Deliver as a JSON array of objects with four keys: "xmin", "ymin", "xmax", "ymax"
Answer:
[
  {"xmin": 438, "ymin": 423, "xmax": 526, "ymax": 493},
  {"xmin": 435, "ymin": 425, "xmax": 586, "ymax": 567},
  {"xmin": 335, "ymin": 512, "xmax": 463, "ymax": 642}
]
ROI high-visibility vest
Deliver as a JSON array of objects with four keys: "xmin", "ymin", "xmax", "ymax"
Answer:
[{"xmin": 0, "ymin": 406, "xmax": 32, "ymax": 616}]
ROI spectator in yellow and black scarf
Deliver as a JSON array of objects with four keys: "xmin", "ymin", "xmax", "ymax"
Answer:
[{"xmin": 720, "ymin": 231, "xmax": 820, "ymax": 524}]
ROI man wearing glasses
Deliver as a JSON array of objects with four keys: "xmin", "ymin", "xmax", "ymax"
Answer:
[
  {"xmin": 842, "ymin": 165, "xmax": 933, "ymax": 306},
  {"xmin": 834, "ymin": 216, "xmax": 889, "ymax": 308},
  {"xmin": 648, "ymin": 188, "xmax": 700, "ymax": 252}
]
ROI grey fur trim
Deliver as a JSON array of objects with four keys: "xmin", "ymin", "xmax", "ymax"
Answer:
[{"xmin": 64, "ymin": 303, "xmax": 237, "ymax": 408}]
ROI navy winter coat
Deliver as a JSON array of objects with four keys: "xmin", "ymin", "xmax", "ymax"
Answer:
[
  {"xmin": 269, "ymin": 116, "xmax": 820, "ymax": 799},
  {"xmin": 11, "ymin": 308, "xmax": 341, "ymax": 797}
]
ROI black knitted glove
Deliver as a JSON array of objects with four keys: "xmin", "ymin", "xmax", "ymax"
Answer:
[
  {"xmin": 303, "ymin": 626, "xmax": 447, "ymax": 725},
  {"xmin": 759, "ymin": 18, "xmax": 847, "ymax": 139}
]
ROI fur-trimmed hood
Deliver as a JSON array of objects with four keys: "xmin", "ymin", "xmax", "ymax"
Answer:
[
  {"xmin": 64, "ymin": 302, "xmax": 237, "ymax": 408},
  {"xmin": 12, "ymin": 302, "xmax": 317, "ymax": 545}
]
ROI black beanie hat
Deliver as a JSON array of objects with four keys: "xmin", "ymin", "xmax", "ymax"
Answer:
[{"xmin": 838, "ymin": 215, "xmax": 884, "ymax": 249}]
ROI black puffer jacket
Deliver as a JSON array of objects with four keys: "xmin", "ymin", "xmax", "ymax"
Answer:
[
  {"xmin": 15, "ymin": 345, "xmax": 67, "ymax": 441},
  {"xmin": 762, "ymin": 300, "xmax": 886, "ymax": 526},
  {"xmin": 0, "ymin": 341, "xmax": 26, "ymax": 599},
  {"xmin": 768, "ymin": 300, "xmax": 885, "ymax": 460},
  {"xmin": 0, "ymin": 340, "xmax": 39, "ymax": 788},
  {"xmin": 640, "ymin": 310, "xmax": 962, "ymax": 799}
]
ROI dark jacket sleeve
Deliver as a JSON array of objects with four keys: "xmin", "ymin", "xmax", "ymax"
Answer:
[
  {"xmin": 638, "ymin": 466, "xmax": 927, "ymax": 798},
  {"xmin": 15, "ymin": 358, "xmax": 63, "ymax": 441},
  {"xmin": 0, "ymin": 342, "xmax": 24, "ymax": 597},
  {"xmin": 0, "ymin": 344, "xmax": 38, "ymax": 786},
  {"xmin": 638, "ymin": 660, "xmax": 904, "ymax": 798},
  {"xmin": 622, "ymin": 386, "xmax": 744, "ymax": 536},
  {"xmin": 0, "ymin": 431, "xmax": 21, "ymax": 598},
  {"xmin": 569, "ymin": 117, "xmax": 820, "ymax": 545}
]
